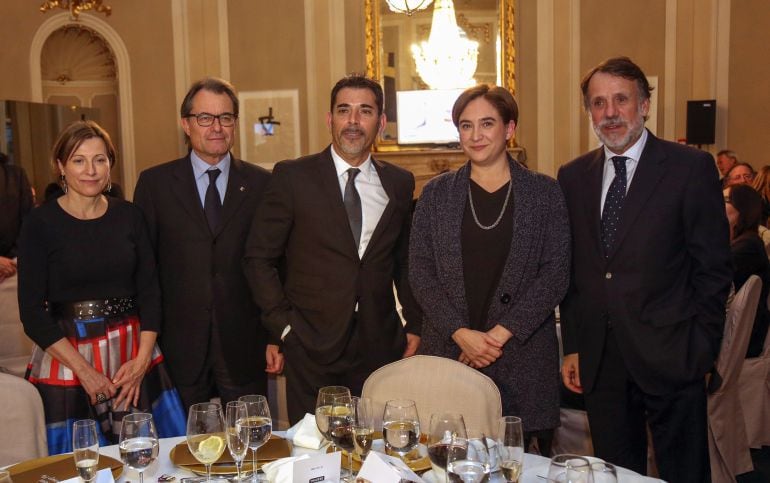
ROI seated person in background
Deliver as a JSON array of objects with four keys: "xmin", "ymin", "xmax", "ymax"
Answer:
[
  {"xmin": 716, "ymin": 149, "xmax": 739, "ymax": 186},
  {"xmin": 751, "ymin": 165, "xmax": 770, "ymax": 227},
  {"xmin": 724, "ymin": 161, "xmax": 756, "ymax": 187},
  {"xmin": 724, "ymin": 183, "xmax": 770, "ymax": 357},
  {"xmin": 0, "ymin": 151, "xmax": 33, "ymax": 281},
  {"xmin": 17, "ymin": 120, "xmax": 186, "ymax": 454}
]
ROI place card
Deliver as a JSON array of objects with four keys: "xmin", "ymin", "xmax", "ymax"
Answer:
[
  {"xmin": 356, "ymin": 451, "xmax": 425, "ymax": 483},
  {"xmin": 293, "ymin": 451, "xmax": 342, "ymax": 482}
]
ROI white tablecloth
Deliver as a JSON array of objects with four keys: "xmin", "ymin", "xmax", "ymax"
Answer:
[{"xmin": 101, "ymin": 433, "xmax": 664, "ymax": 483}]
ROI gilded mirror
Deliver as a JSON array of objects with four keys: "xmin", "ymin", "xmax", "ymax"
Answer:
[{"xmin": 365, "ymin": 0, "xmax": 515, "ymax": 146}]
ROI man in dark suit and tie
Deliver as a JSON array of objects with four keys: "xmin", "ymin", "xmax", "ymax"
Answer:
[
  {"xmin": 244, "ymin": 74, "xmax": 421, "ymax": 423},
  {"xmin": 558, "ymin": 57, "xmax": 732, "ymax": 482},
  {"xmin": 134, "ymin": 77, "xmax": 282, "ymax": 410}
]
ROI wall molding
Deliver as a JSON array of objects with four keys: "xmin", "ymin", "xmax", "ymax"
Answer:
[
  {"xmin": 30, "ymin": 12, "xmax": 137, "ymax": 195},
  {"xmin": 714, "ymin": 0, "xmax": 730, "ymax": 149},
  {"xmin": 536, "ymin": 0, "xmax": 554, "ymax": 175}
]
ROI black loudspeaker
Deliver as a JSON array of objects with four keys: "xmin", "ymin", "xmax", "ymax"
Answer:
[{"xmin": 686, "ymin": 100, "xmax": 716, "ymax": 145}]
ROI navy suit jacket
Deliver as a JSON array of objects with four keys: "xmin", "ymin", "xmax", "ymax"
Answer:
[
  {"xmin": 557, "ymin": 132, "xmax": 732, "ymax": 395},
  {"xmin": 134, "ymin": 155, "xmax": 271, "ymax": 385}
]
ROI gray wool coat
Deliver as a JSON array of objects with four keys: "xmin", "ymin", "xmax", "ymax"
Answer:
[{"xmin": 408, "ymin": 157, "xmax": 570, "ymax": 432}]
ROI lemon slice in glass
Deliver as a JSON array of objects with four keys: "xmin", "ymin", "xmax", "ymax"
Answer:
[{"xmin": 195, "ymin": 435, "xmax": 225, "ymax": 464}]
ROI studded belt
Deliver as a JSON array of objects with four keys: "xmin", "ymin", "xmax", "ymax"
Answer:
[{"xmin": 50, "ymin": 297, "xmax": 136, "ymax": 319}]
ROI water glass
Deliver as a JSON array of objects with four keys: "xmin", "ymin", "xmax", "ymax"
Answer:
[
  {"xmin": 119, "ymin": 413, "xmax": 159, "ymax": 483},
  {"xmin": 547, "ymin": 454, "xmax": 592, "ymax": 483},
  {"xmin": 382, "ymin": 399, "xmax": 420, "ymax": 458},
  {"xmin": 591, "ymin": 461, "xmax": 618, "ymax": 483},
  {"xmin": 238, "ymin": 394, "xmax": 272, "ymax": 482}
]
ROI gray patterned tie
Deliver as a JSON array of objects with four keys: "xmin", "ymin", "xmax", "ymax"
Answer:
[
  {"xmin": 204, "ymin": 168, "xmax": 222, "ymax": 232},
  {"xmin": 344, "ymin": 168, "xmax": 362, "ymax": 249},
  {"xmin": 601, "ymin": 156, "xmax": 628, "ymax": 256}
]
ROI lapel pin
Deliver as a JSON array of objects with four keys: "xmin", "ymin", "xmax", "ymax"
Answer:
[{"xmin": 240, "ymin": 186, "xmax": 245, "ymax": 192}]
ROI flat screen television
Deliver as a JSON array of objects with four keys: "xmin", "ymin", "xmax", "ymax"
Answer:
[{"xmin": 396, "ymin": 88, "xmax": 464, "ymax": 145}]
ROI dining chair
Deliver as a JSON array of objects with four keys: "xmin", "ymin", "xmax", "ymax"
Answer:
[
  {"xmin": 0, "ymin": 372, "xmax": 48, "ymax": 466},
  {"xmin": 708, "ymin": 275, "xmax": 761, "ymax": 482},
  {"xmin": 0, "ymin": 275, "xmax": 35, "ymax": 377},
  {"xmin": 737, "ymin": 290, "xmax": 770, "ymax": 449},
  {"xmin": 361, "ymin": 354, "xmax": 502, "ymax": 436}
]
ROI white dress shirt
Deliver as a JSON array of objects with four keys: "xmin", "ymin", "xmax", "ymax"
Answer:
[
  {"xmin": 330, "ymin": 145, "xmax": 389, "ymax": 258},
  {"xmin": 599, "ymin": 129, "xmax": 648, "ymax": 216}
]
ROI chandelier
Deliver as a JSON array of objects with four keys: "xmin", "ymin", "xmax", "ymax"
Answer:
[
  {"xmin": 385, "ymin": 0, "xmax": 434, "ymax": 16},
  {"xmin": 411, "ymin": 0, "xmax": 479, "ymax": 90},
  {"xmin": 39, "ymin": 0, "xmax": 112, "ymax": 20}
]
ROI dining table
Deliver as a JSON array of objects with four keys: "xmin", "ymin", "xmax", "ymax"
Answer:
[{"xmin": 96, "ymin": 431, "xmax": 665, "ymax": 483}]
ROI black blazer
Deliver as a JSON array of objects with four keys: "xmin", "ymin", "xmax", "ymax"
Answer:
[
  {"xmin": 243, "ymin": 146, "xmax": 421, "ymax": 367},
  {"xmin": 133, "ymin": 155, "xmax": 271, "ymax": 385},
  {"xmin": 0, "ymin": 163, "xmax": 33, "ymax": 258},
  {"xmin": 557, "ymin": 132, "xmax": 732, "ymax": 395}
]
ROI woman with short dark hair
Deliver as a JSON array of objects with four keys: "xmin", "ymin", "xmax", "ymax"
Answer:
[{"xmin": 410, "ymin": 85, "xmax": 570, "ymax": 453}]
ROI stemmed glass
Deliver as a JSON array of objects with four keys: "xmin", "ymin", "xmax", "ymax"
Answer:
[
  {"xmin": 446, "ymin": 431, "xmax": 493, "ymax": 483},
  {"xmin": 225, "ymin": 401, "xmax": 251, "ymax": 481},
  {"xmin": 547, "ymin": 454, "xmax": 592, "ymax": 483},
  {"xmin": 330, "ymin": 394, "xmax": 356, "ymax": 481},
  {"xmin": 238, "ymin": 394, "xmax": 272, "ymax": 482},
  {"xmin": 119, "ymin": 413, "xmax": 159, "ymax": 483},
  {"xmin": 590, "ymin": 462, "xmax": 618, "ymax": 483},
  {"xmin": 382, "ymin": 399, "xmax": 421, "ymax": 459},
  {"xmin": 187, "ymin": 402, "xmax": 226, "ymax": 483},
  {"xmin": 315, "ymin": 386, "xmax": 351, "ymax": 451},
  {"xmin": 427, "ymin": 413, "xmax": 467, "ymax": 481},
  {"xmin": 351, "ymin": 397, "xmax": 375, "ymax": 464},
  {"xmin": 72, "ymin": 419, "xmax": 99, "ymax": 483},
  {"xmin": 496, "ymin": 416, "xmax": 524, "ymax": 483}
]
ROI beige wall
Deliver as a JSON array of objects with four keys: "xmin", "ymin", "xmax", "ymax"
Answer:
[
  {"xmin": 728, "ymin": 0, "xmax": 770, "ymax": 169},
  {"xmin": 2, "ymin": 0, "xmax": 770, "ymax": 185}
]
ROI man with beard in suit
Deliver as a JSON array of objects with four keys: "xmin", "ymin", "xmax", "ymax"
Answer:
[
  {"xmin": 134, "ymin": 77, "xmax": 282, "ymax": 410},
  {"xmin": 557, "ymin": 57, "xmax": 732, "ymax": 482},
  {"xmin": 244, "ymin": 74, "xmax": 421, "ymax": 423}
]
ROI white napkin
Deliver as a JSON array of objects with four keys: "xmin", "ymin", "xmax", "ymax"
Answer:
[
  {"xmin": 261, "ymin": 454, "xmax": 311, "ymax": 483},
  {"xmin": 287, "ymin": 412, "xmax": 326, "ymax": 449}
]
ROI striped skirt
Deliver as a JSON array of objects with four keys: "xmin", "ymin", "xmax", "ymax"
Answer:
[{"xmin": 25, "ymin": 313, "xmax": 186, "ymax": 455}]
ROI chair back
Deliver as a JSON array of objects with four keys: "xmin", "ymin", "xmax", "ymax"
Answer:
[
  {"xmin": 737, "ymin": 284, "xmax": 770, "ymax": 448},
  {"xmin": 0, "ymin": 275, "xmax": 35, "ymax": 377},
  {"xmin": 0, "ymin": 372, "xmax": 47, "ymax": 466},
  {"xmin": 361, "ymin": 355, "xmax": 502, "ymax": 436},
  {"xmin": 708, "ymin": 275, "xmax": 761, "ymax": 481}
]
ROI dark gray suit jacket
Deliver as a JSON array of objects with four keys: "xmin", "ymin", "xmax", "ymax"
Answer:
[
  {"xmin": 557, "ymin": 131, "xmax": 732, "ymax": 395},
  {"xmin": 409, "ymin": 158, "xmax": 570, "ymax": 431},
  {"xmin": 133, "ymin": 155, "xmax": 271, "ymax": 385},
  {"xmin": 243, "ymin": 146, "xmax": 420, "ymax": 368}
]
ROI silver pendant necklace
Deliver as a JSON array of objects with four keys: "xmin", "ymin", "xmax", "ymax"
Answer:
[{"xmin": 468, "ymin": 179, "xmax": 512, "ymax": 230}]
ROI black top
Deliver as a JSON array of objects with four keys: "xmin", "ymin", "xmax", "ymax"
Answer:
[
  {"xmin": 0, "ymin": 163, "xmax": 33, "ymax": 258},
  {"xmin": 17, "ymin": 197, "xmax": 161, "ymax": 349},
  {"xmin": 461, "ymin": 179, "xmax": 514, "ymax": 330},
  {"xmin": 732, "ymin": 233, "xmax": 770, "ymax": 358}
]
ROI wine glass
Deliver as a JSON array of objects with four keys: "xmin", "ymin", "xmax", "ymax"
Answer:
[
  {"xmin": 238, "ymin": 394, "xmax": 272, "ymax": 482},
  {"xmin": 0, "ymin": 470, "xmax": 11, "ymax": 483},
  {"xmin": 225, "ymin": 401, "xmax": 251, "ymax": 481},
  {"xmin": 72, "ymin": 419, "xmax": 99, "ymax": 483},
  {"xmin": 119, "ymin": 413, "xmax": 159, "ymax": 483},
  {"xmin": 427, "ymin": 413, "xmax": 467, "ymax": 481},
  {"xmin": 446, "ymin": 431, "xmax": 492, "ymax": 483},
  {"xmin": 496, "ymin": 416, "xmax": 524, "ymax": 483},
  {"xmin": 547, "ymin": 454, "xmax": 592, "ymax": 483},
  {"xmin": 591, "ymin": 461, "xmax": 618, "ymax": 483},
  {"xmin": 187, "ymin": 402, "xmax": 226, "ymax": 483},
  {"xmin": 315, "ymin": 386, "xmax": 351, "ymax": 451},
  {"xmin": 330, "ymin": 394, "xmax": 356, "ymax": 481},
  {"xmin": 382, "ymin": 399, "xmax": 421, "ymax": 459},
  {"xmin": 352, "ymin": 397, "xmax": 375, "ymax": 463}
]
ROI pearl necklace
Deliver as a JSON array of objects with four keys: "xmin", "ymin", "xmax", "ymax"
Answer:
[{"xmin": 468, "ymin": 179, "xmax": 512, "ymax": 230}]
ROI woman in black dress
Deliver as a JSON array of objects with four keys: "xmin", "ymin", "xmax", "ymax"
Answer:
[
  {"xmin": 409, "ymin": 85, "xmax": 570, "ymax": 453},
  {"xmin": 18, "ymin": 121, "xmax": 185, "ymax": 454},
  {"xmin": 724, "ymin": 183, "xmax": 770, "ymax": 357}
]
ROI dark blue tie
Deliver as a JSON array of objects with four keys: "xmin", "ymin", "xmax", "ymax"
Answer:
[
  {"xmin": 204, "ymin": 168, "xmax": 222, "ymax": 232},
  {"xmin": 601, "ymin": 156, "xmax": 628, "ymax": 256}
]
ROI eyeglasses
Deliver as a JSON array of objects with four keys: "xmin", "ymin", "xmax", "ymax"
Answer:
[{"xmin": 185, "ymin": 112, "xmax": 236, "ymax": 127}]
